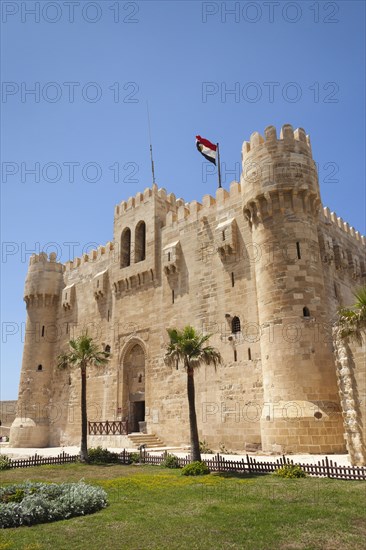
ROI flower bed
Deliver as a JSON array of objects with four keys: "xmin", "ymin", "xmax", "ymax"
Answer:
[{"xmin": 0, "ymin": 481, "xmax": 107, "ymax": 528}]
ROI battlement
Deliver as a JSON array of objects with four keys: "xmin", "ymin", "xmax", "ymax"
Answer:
[
  {"xmin": 112, "ymin": 181, "xmax": 243, "ymax": 230},
  {"xmin": 164, "ymin": 181, "xmax": 242, "ymax": 227},
  {"xmin": 28, "ymin": 252, "xmax": 64, "ymax": 272},
  {"xmin": 114, "ymin": 183, "xmax": 182, "ymax": 218},
  {"xmin": 242, "ymin": 124, "xmax": 312, "ymax": 159},
  {"xmin": 64, "ymin": 241, "xmax": 116, "ymax": 273},
  {"xmin": 322, "ymin": 207, "xmax": 366, "ymax": 247}
]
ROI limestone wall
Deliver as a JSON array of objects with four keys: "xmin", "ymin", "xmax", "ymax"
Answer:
[
  {"xmin": 0, "ymin": 401, "xmax": 17, "ymax": 436},
  {"xmin": 46, "ymin": 182, "xmax": 264, "ymax": 451},
  {"xmin": 10, "ymin": 125, "xmax": 366, "ymax": 455}
]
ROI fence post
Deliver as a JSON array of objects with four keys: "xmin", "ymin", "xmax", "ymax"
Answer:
[
  {"xmin": 325, "ymin": 456, "xmax": 330, "ymax": 478},
  {"xmin": 246, "ymin": 454, "xmax": 251, "ymax": 474},
  {"xmin": 216, "ymin": 453, "xmax": 221, "ymax": 472}
]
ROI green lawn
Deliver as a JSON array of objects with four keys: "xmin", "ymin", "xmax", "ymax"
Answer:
[{"xmin": 0, "ymin": 463, "xmax": 365, "ymax": 550}]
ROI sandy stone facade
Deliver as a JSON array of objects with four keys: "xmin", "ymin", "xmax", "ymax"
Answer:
[{"xmin": 9, "ymin": 124, "xmax": 366, "ymax": 456}]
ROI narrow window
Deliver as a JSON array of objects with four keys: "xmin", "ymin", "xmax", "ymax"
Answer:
[
  {"xmin": 97, "ymin": 280, "xmax": 99, "ymax": 288},
  {"xmin": 107, "ymin": 309, "xmax": 110, "ymax": 322},
  {"xmin": 172, "ymin": 290, "xmax": 175, "ymax": 304},
  {"xmin": 41, "ymin": 325, "xmax": 45, "ymax": 337},
  {"xmin": 248, "ymin": 348, "xmax": 252, "ymax": 360},
  {"xmin": 231, "ymin": 316, "xmax": 241, "ymax": 334},
  {"xmin": 168, "ymin": 252, "xmax": 171, "ymax": 262},
  {"xmin": 303, "ymin": 307, "xmax": 310, "ymax": 317},
  {"xmin": 65, "ymin": 292, "xmax": 68, "ymax": 300},
  {"xmin": 135, "ymin": 221, "xmax": 146, "ymax": 263},
  {"xmin": 296, "ymin": 242, "xmax": 301, "ymax": 259},
  {"xmin": 66, "ymin": 322, "xmax": 69, "ymax": 334},
  {"xmin": 233, "ymin": 349, "xmax": 237, "ymax": 362},
  {"xmin": 37, "ymin": 364, "xmax": 43, "ymax": 371},
  {"xmin": 138, "ymin": 374, "xmax": 142, "ymax": 383},
  {"xmin": 222, "ymin": 230, "xmax": 226, "ymax": 241},
  {"xmin": 121, "ymin": 227, "xmax": 131, "ymax": 267},
  {"xmin": 105, "ymin": 345, "xmax": 111, "ymax": 355},
  {"xmin": 231, "ymin": 272, "xmax": 235, "ymax": 287}
]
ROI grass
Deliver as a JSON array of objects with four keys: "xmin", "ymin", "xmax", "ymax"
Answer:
[{"xmin": 0, "ymin": 463, "xmax": 365, "ymax": 549}]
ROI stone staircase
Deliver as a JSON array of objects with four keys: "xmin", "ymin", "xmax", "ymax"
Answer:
[{"xmin": 127, "ymin": 433, "xmax": 165, "ymax": 449}]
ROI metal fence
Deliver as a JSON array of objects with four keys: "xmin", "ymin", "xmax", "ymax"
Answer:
[{"xmin": 88, "ymin": 421, "xmax": 128, "ymax": 435}]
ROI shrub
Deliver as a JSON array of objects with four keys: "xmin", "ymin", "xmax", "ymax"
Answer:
[
  {"xmin": 0, "ymin": 455, "xmax": 10, "ymax": 471},
  {"xmin": 161, "ymin": 454, "xmax": 181, "ymax": 469},
  {"xmin": 129, "ymin": 452, "xmax": 141, "ymax": 464},
  {"xmin": 199, "ymin": 440, "xmax": 213, "ymax": 454},
  {"xmin": 0, "ymin": 481, "xmax": 107, "ymax": 528},
  {"xmin": 1, "ymin": 488, "xmax": 25, "ymax": 504},
  {"xmin": 273, "ymin": 464, "xmax": 307, "ymax": 478},
  {"xmin": 181, "ymin": 461, "xmax": 210, "ymax": 476},
  {"xmin": 88, "ymin": 446, "xmax": 120, "ymax": 464}
]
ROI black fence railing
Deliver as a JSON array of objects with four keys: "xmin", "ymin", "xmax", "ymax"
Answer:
[
  {"xmin": 88, "ymin": 421, "xmax": 128, "ymax": 435},
  {"xmin": 2, "ymin": 450, "xmax": 366, "ymax": 481}
]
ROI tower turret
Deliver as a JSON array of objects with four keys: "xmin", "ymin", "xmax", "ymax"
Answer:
[
  {"xmin": 10, "ymin": 252, "xmax": 64, "ymax": 447},
  {"xmin": 242, "ymin": 124, "xmax": 345, "ymax": 453}
]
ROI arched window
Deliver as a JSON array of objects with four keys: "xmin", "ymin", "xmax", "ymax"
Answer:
[
  {"xmin": 121, "ymin": 228, "xmax": 131, "ymax": 267},
  {"xmin": 135, "ymin": 221, "xmax": 146, "ymax": 262},
  {"xmin": 231, "ymin": 316, "xmax": 241, "ymax": 334},
  {"xmin": 37, "ymin": 364, "xmax": 43, "ymax": 371},
  {"xmin": 303, "ymin": 307, "xmax": 310, "ymax": 317}
]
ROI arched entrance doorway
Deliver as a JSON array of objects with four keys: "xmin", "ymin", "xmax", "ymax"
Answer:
[{"xmin": 121, "ymin": 342, "xmax": 146, "ymax": 433}]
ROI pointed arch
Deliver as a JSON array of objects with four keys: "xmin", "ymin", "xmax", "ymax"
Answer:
[
  {"xmin": 135, "ymin": 221, "xmax": 146, "ymax": 263},
  {"xmin": 121, "ymin": 227, "xmax": 131, "ymax": 267},
  {"xmin": 231, "ymin": 316, "xmax": 241, "ymax": 334}
]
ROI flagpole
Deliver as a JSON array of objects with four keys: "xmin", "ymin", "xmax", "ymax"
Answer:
[
  {"xmin": 147, "ymin": 101, "xmax": 156, "ymax": 185},
  {"xmin": 217, "ymin": 142, "xmax": 222, "ymax": 188}
]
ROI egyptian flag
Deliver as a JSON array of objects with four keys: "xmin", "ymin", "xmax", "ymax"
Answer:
[{"xmin": 196, "ymin": 135, "xmax": 217, "ymax": 164}]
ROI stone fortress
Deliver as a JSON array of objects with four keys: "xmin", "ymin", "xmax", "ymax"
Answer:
[{"xmin": 9, "ymin": 124, "xmax": 366, "ymax": 457}]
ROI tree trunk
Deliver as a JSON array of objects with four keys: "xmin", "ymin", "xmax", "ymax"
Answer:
[
  {"xmin": 333, "ymin": 327, "xmax": 366, "ymax": 466},
  {"xmin": 186, "ymin": 360, "xmax": 201, "ymax": 462},
  {"xmin": 80, "ymin": 365, "xmax": 88, "ymax": 462}
]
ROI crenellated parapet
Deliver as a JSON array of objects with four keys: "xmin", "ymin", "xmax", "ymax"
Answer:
[
  {"xmin": 114, "ymin": 184, "xmax": 179, "ymax": 219},
  {"xmin": 322, "ymin": 207, "xmax": 366, "ymax": 247},
  {"xmin": 163, "ymin": 181, "xmax": 242, "ymax": 229},
  {"xmin": 320, "ymin": 207, "xmax": 366, "ymax": 279},
  {"xmin": 242, "ymin": 124, "xmax": 312, "ymax": 158},
  {"xmin": 64, "ymin": 241, "xmax": 116, "ymax": 274}
]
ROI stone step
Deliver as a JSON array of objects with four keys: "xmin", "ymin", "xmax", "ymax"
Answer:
[{"xmin": 127, "ymin": 433, "xmax": 164, "ymax": 449}]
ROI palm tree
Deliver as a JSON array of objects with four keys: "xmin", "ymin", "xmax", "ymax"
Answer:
[
  {"xmin": 57, "ymin": 333, "xmax": 109, "ymax": 462},
  {"xmin": 337, "ymin": 286, "xmax": 366, "ymax": 344},
  {"xmin": 334, "ymin": 286, "xmax": 366, "ymax": 466},
  {"xmin": 165, "ymin": 326, "xmax": 222, "ymax": 462}
]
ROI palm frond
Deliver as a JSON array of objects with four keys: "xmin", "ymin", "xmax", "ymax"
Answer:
[
  {"xmin": 336, "ymin": 286, "xmax": 366, "ymax": 343},
  {"xmin": 57, "ymin": 333, "xmax": 110, "ymax": 371},
  {"xmin": 165, "ymin": 326, "xmax": 222, "ymax": 371}
]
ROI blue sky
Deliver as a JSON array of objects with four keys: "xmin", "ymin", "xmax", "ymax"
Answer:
[{"xmin": 1, "ymin": 0, "xmax": 365, "ymax": 400}]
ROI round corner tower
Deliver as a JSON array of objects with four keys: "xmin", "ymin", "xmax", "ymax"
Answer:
[
  {"xmin": 242, "ymin": 124, "xmax": 345, "ymax": 454},
  {"xmin": 10, "ymin": 252, "xmax": 64, "ymax": 447}
]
